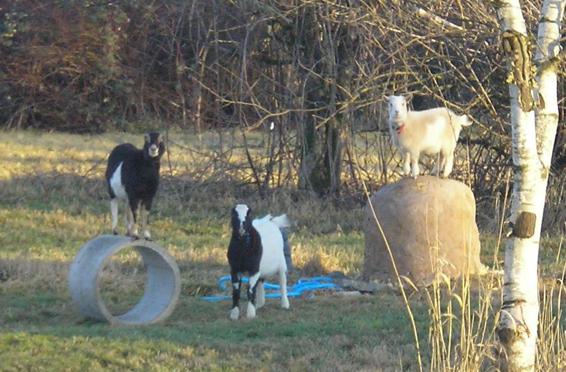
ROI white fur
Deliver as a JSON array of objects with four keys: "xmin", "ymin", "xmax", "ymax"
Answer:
[
  {"xmin": 252, "ymin": 214, "xmax": 290, "ymax": 312},
  {"xmin": 148, "ymin": 144, "xmax": 159, "ymax": 158},
  {"xmin": 109, "ymin": 162, "xmax": 127, "ymax": 199},
  {"xmin": 387, "ymin": 95, "xmax": 471, "ymax": 178},
  {"xmin": 142, "ymin": 230, "xmax": 151, "ymax": 240},
  {"xmin": 110, "ymin": 162, "xmax": 135, "ymax": 235},
  {"xmin": 235, "ymin": 204, "xmax": 249, "ymax": 235},
  {"xmin": 246, "ymin": 272, "xmax": 261, "ymax": 319},
  {"xmin": 256, "ymin": 281, "xmax": 265, "ymax": 309},
  {"xmin": 279, "ymin": 269, "xmax": 289, "ymax": 309},
  {"xmin": 230, "ymin": 306, "xmax": 240, "ymax": 321},
  {"xmin": 246, "ymin": 302, "xmax": 256, "ymax": 319},
  {"xmin": 235, "ymin": 204, "xmax": 249, "ymax": 222},
  {"xmin": 252, "ymin": 216, "xmax": 288, "ymax": 278},
  {"xmin": 140, "ymin": 208, "xmax": 151, "ymax": 239},
  {"xmin": 269, "ymin": 214, "xmax": 291, "ymax": 229},
  {"xmin": 110, "ymin": 199, "xmax": 119, "ymax": 233}
]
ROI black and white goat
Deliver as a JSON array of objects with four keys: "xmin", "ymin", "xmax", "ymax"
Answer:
[
  {"xmin": 105, "ymin": 132, "xmax": 165, "ymax": 240},
  {"xmin": 227, "ymin": 204, "xmax": 291, "ymax": 320}
]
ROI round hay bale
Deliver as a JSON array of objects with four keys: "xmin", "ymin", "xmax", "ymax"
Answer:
[
  {"xmin": 69, "ymin": 235, "xmax": 181, "ymax": 325},
  {"xmin": 363, "ymin": 176, "xmax": 483, "ymax": 286}
]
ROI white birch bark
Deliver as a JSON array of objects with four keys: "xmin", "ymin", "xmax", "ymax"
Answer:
[
  {"xmin": 535, "ymin": 1, "xmax": 565, "ymax": 166},
  {"xmin": 493, "ymin": 1, "xmax": 565, "ymax": 371}
]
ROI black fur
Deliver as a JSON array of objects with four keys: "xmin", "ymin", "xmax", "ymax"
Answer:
[
  {"xmin": 226, "ymin": 206, "xmax": 262, "ymax": 310},
  {"xmin": 105, "ymin": 132, "xmax": 165, "ymax": 237}
]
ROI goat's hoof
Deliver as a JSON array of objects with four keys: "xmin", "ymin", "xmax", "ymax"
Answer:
[
  {"xmin": 143, "ymin": 237, "xmax": 153, "ymax": 241},
  {"xmin": 112, "ymin": 230, "xmax": 119, "ymax": 236},
  {"xmin": 246, "ymin": 303, "xmax": 256, "ymax": 319},
  {"xmin": 229, "ymin": 307, "xmax": 240, "ymax": 321},
  {"xmin": 127, "ymin": 234, "xmax": 140, "ymax": 241},
  {"xmin": 281, "ymin": 297, "xmax": 290, "ymax": 309}
]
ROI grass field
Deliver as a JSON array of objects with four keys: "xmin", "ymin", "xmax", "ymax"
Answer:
[{"xmin": 0, "ymin": 129, "xmax": 564, "ymax": 371}]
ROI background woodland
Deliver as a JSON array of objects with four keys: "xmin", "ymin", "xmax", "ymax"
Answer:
[{"xmin": 1, "ymin": 0, "xmax": 564, "ymax": 227}]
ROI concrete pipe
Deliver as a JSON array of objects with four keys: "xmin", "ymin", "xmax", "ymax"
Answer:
[{"xmin": 69, "ymin": 235, "xmax": 181, "ymax": 325}]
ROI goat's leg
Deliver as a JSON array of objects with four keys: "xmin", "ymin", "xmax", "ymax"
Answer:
[
  {"xmin": 246, "ymin": 272, "xmax": 261, "ymax": 319},
  {"xmin": 127, "ymin": 199, "xmax": 140, "ymax": 239},
  {"xmin": 124, "ymin": 200, "xmax": 130, "ymax": 230},
  {"xmin": 141, "ymin": 199, "xmax": 153, "ymax": 240},
  {"xmin": 229, "ymin": 271, "xmax": 241, "ymax": 320},
  {"xmin": 432, "ymin": 153, "xmax": 446, "ymax": 177},
  {"xmin": 442, "ymin": 153, "xmax": 454, "ymax": 178},
  {"xmin": 431, "ymin": 162, "xmax": 439, "ymax": 177},
  {"xmin": 279, "ymin": 269, "xmax": 290, "ymax": 309},
  {"xmin": 110, "ymin": 198, "xmax": 119, "ymax": 235},
  {"xmin": 410, "ymin": 153, "xmax": 420, "ymax": 179},
  {"xmin": 139, "ymin": 207, "xmax": 147, "ymax": 239},
  {"xmin": 256, "ymin": 279, "xmax": 265, "ymax": 309},
  {"xmin": 402, "ymin": 152, "xmax": 411, "ymax": 176}
]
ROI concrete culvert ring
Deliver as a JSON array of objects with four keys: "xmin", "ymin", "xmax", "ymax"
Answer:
[{"xmin": 69, "ymin": 235, "xmax": 181, "ymax": 325}]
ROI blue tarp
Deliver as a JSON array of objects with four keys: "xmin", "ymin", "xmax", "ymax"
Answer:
[{"xmin": 201, "ymin": 275, "xmax": 342, "ymax": 302}]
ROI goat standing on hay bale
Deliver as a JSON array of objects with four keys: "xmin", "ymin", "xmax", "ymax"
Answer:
[
  {"xmin": 227, "ymin": 204, "xmax": 291, "ymax": 320},
  {"xmin": 387, "ymin": 95, "xmax": 472, "ymax": 179},
  {"xmin": 105, "ymin": 132, "xmax": 165, "ymax": 240}
]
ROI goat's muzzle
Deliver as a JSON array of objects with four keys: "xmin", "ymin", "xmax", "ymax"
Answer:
[{"xmin": 148, "ymin": 144, "xmax": 160, "ymax": 158}]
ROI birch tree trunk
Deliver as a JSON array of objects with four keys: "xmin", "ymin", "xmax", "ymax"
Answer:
[{"xmin": 492, "ymin": 1, "xmax": 565, "ymax": 370}]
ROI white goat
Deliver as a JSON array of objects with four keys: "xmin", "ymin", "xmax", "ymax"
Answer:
[{"xmin": 387, "ymin": 95, "xmax": 472, "ymax": 178}]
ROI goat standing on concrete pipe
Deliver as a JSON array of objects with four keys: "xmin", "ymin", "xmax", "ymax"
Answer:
[
  {"xmin": 105, "ymin": 132, "xmax": 165, "ymax": 240},
  {"xmin": 387, "ymin": 95, "xmax": 472, "ymax": 178},
  {"xmin": 227, "ymin": 204, "xmax": 291, "ymax": 320}
]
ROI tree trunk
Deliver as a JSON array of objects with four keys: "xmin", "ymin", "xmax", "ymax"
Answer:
[
  {"xmin": 297, "ymin": 6, "xmax": 325, "ymax": 193},
  {"xmin": 493, "ymin": 1, "xmax": 565, "ymax": 370},
  {"xmin": 297, "ymin": 4, "xmax": 353, "ymax": 195}
]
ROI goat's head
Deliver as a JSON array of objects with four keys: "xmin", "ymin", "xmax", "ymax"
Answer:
[
  {"xmin": 143, "ymin": 132, "xmax": 165, "ymax": 160},
  {"xmin": 387, "ymin": 95, "xmax": 409, "ymax": 129},
  {"xmin": 231, "ymin": 204, "xmax": 252, "ymax": 237}
]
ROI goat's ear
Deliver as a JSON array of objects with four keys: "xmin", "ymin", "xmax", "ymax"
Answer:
[{"xmin": 144, "ymin": 133, "xmax": 150, "ymax": 143}]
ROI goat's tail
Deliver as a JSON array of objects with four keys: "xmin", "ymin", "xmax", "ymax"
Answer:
[{"xmin": 270, "ymin": 214, "xmax": 291, "ymax": 229}]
